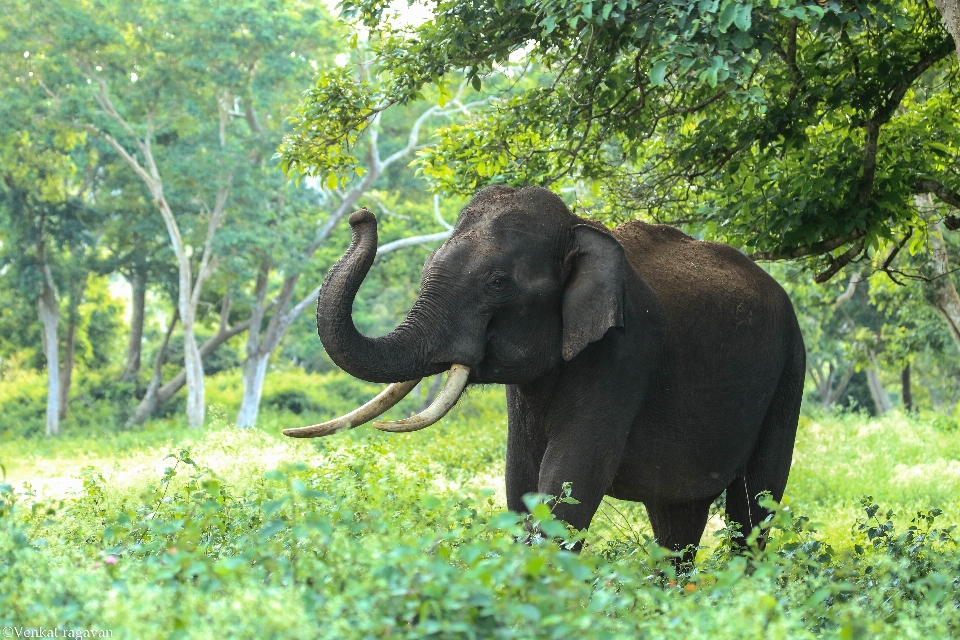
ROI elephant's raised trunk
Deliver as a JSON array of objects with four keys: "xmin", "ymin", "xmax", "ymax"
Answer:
[
  {"xmin": 291, "ymin": 208, "xmax": 470, "ymax": 440},
  {"xmin": 316, "ymin": 208, "xmax": 434, "ymax": 383}
]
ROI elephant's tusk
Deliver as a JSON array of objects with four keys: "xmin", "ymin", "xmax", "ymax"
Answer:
[
  {"xmin": 282, "ymin": 378, "xmax": 421, "ymax": 438},
  {"xmin": 374, "ymin": 365, "xmax": 470, "ymax": 433}
]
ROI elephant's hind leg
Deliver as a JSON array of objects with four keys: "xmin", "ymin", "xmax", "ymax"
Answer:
[
  {"xmin": 725, "ymin": 342, "xmax": 804, "ymax": 545},
  {"xmin": 644, "ymin": 498, "xmax": 714, "ymax": 565}
]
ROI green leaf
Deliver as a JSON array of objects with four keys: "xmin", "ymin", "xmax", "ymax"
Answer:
[
  {"xmin": 928, "ymin": 142, "xmax": 953, "ymax": 159},
  {"xmin": 531, "ymin": 502, "xmax": 552, "ymax": 522},
  {"xmin": 734, "ymin": 4, "xmax": 752, "ymax": 31},
  {"xmin": 732, "ymin": 31, "xmax": 754, "ymax": 49},
  {"xmin": 705, "ymin": 66, "xmax": 719, "ymax": 87},
  {"xmin": 258, "ymin": 518, "xmax": 286, "ymax": 539},
  {"xmin": 718, "ymin": 0, "xmax": 738, "ymax": 32},
  {"xmin": 471, "ymin": 75, "xmax": 482, "ymax": 92},
  {"xmin": 539, "ymin": 518, "xmax": 568, "ymax": 538},
  {"xmin": 541, "ymin": 14, "xmax": 557, "ymax": 33},
  {"xmin": 649, "ymin": 60, "xmax": 668, "ymax": 86}
]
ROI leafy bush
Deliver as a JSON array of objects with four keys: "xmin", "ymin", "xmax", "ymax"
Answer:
[
  {"xmin": 2, "ymin": 375, "xmax": 959, "ymax": 636},
  {"xmin": 0, "ymin": 368, "xmax": 140, "ymax": 439},
  {"xmin": 2, "ymin": 426, "xmax": 959, "ymax": 637},
  {"xmin": 931, "ymin": 414, "xmax": 959, "ymax": 433},
  {"xmin": 262, "ymin": 389, "xmax": 319, "ymax": 415}
]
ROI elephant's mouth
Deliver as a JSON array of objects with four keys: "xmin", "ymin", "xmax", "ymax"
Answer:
[{"xmin": 282, "ymin": 364, "xmax": 471, "ymax": 438}]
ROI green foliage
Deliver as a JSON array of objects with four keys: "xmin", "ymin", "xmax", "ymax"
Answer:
[
  {"xmin": 0, "ymin": 368, "xmax": 139, "ymax": 439},
  {"xmin": 2, "ymin": 403, "xmax": 960, "ymax": 636},
  {"xmin": 283, "ymin": 0, "xmax": 959, "ymax": 275}
]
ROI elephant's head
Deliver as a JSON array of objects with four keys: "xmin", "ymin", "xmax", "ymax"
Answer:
[{"xmin": 283, "ymin": 185, "xmax": 625, "ymax": 438}]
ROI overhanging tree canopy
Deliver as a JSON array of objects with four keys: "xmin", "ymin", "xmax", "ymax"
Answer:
[{"xmin": 282, "ymin": 0, "xmax": 959, "ymax": 279}]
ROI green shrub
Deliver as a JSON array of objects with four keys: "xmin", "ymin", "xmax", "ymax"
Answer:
[
  {"xmin": 2, "ymin": 374, "xmax": 960, "ymax": 637},
  {"xmin": 931, "ymin": 414, "xmax": 959, "ymax": 433},
  {"xmin": 2, "ymin": 443, "xmax": 959, "ymax": 638}
]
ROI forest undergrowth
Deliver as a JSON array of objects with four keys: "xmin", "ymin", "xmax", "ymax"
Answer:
[{"xmin": 2, "ymin": 371, "xmax": 959, "ymax": 638}]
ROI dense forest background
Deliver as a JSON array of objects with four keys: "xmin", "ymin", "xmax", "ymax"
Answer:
[
  {"xmin": 0, "ymin": 0, "xmax": 958, "ymax": 438},
  {"xmin": 4, "ymin": 2, "xmax": 960, "ymax": 637}
]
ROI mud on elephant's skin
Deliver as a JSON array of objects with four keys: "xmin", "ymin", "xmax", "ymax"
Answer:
[{"xmin": 285, "ymin": 185, "xmax": 805, "ymax": 559}]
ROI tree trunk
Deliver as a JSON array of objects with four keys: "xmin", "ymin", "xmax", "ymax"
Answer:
[
  {"xmin": 58, "ymin": 298, "xmax": 78, "ymax": 421},
  {"xmin": 129, "ymin": 308, "xmax": 179, "ymax": 427},
  {"xmin": 237, "ymin": 262, "xmax": 271, "ymax": 429},
  {"xmin": 928, "ymin": 215, "xmax": 960, "ymax": 353},
  {"xmin": 237, "ymin": 352, "xmax": 270, "ymax": 428},
  {"xmin": 807, "ymin": 361, "xmax": 855, "ymax": 408},
  {"xmin": 182, "ymin": 312, "xmax": 205, "ymax": 428},
  {"xmin": 121, "ymin": 269, "xmax": 146, "ymax": 382},
  {"xmin": 826, "ymin": 366, "xmax": 855, "ymax": 407},
  {"xmin": 866, "ymin": 354, "xmax": 892, "ymax": 415},
  {"xmin": 933, "ymin": 1, "xmax": 960, "ymax": 65},
  {"xmin": 37, "ymin": 267, "xmax": 60, "ymax": 436},
  {"xmin": 58, "ymin": 275, "xmax": 87, "ymax": 421},
  {"xmin": 901, "ymin": 364, "xmax": 913, "ymax": 412},
  {"xmin": 130, "ymin": 313, "xmax": 251, "ymax": 426}
]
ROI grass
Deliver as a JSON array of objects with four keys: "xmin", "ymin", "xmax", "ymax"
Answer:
[{"xmin": 1, "ymin": 370, "xmax": 959, "ymax": 638}]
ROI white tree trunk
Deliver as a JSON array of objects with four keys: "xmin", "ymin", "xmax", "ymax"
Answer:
[
  {"xmin": 933, "ymin": 1, "xmax": 960, "ymax": 64},
  {"xmin": 237, "ymin": 351, "xmax": 270, "ymax": 429},
  {"xmin": 929, "ymin": 219, "xmax": 960, "ymax": 352},
  {"xmin": 121, "ymin": 269, "xmax": 146, "ymax": 381},
  {"xmin": 181, "ymin": 312, "xmax": 205, "ymax": 428},
  {"xmin": 37, "ymin": 267, "xmax": 60, "ymax": 436},
  {"xmin": 866, "ymin": 355, "xmax": 892, "ymax": 415},
  {"xmin": 89, "ymin": 79, "xmax": 230, "ymax": 429},
  {"xmin": 237, "ymin": 263, "xmax": 271, "ymax": 429}
]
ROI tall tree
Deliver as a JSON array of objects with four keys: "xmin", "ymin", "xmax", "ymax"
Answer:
[
  {"xmin": 283, "ymin": 1, "xmax": 959, "ymax": 277},
  {"xmin": 0, "ymin": 29, "xmax": 104, "ymax": 434},
  {"xmin": 8, "ymin": 0, "xmax": 345, "ymax": 427}
]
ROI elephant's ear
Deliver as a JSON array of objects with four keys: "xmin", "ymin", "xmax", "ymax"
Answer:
[{"xmin": 561, "ymin": 225, "xmax": 625, "ymax": 361}]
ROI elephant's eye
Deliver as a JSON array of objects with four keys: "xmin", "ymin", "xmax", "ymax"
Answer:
[{"xmin": 485, "ymin": 271, "xmax": 514, "ymax": 295}]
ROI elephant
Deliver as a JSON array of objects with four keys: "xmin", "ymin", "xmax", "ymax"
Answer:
[{"xmin": 284, "ymin": 185, "xmax": 805, "ymax": 559}]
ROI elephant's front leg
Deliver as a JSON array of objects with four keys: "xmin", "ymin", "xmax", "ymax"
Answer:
[
  {"xmin": 504, "ymin": 385, "xmax": 548, "ymax": 514},
  {"xmin": 510, "ymin": 328, "xmax": 647, "ymax": 540},
  {"xmin": 505, "ymin": 384, "xmax": 627, "ymax": 546},
  {"xmin": 532, "ymin": 347, "xmax": 645, "ymax": 535},
  {"xmin": 537, "ymin": 432, "xmax": 629, "ymax": 533}
]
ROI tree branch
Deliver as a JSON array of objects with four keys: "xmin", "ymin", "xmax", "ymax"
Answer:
[
  {"xmin": 914, "ymin": 178, "xmax": 960, "ymax": 217},
  {"xmin": 858, "ymin": 121, "xmax": 880, "ymax": 204},
  {"xmin": 433, "ymin": 194, "xmax": 453, "ymax": 231},
  {"xmin": 834, "ymin": 272, "xmax": 862, "ymax": 307},
  {"xmin": 189, "ymin": 178, "xmax": 233, "ymax": 312},
  {"xmin": 749, "ymin": 229, "xmax": 866, "ymax": 261},
  {"xmin": 376, "ymin": 230, "xmax": 453, "ymax": 255},
  {"xmin": 865, "ymin": 39, "xmax": 954, "ymax": 129},
  {"xmin": 380, "ymin": 104, "xmax": 442, "ymax": 170},
  {"xmin": 814, "ymin": 237, "xmax": 866, "ymax": 283}
]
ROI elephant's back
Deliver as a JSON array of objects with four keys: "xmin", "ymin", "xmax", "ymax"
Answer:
[
  {"xmin": 612, "ymin": 220, "xmax": 792, "ymax": 327},
  {"xmin": 613, "ymin": 219, "xmax": 801, "ymax": 425}
]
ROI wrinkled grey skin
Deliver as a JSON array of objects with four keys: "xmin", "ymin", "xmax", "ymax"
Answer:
[{"xmin": 317, "ymin": 185, "xmax": 805, "ymax": 557}]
